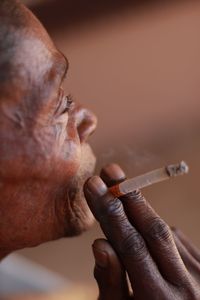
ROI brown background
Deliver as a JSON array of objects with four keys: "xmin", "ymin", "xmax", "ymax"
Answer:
[{"xmin": 19, "ymin": 0, "xmax": 200, "ymax": 286}]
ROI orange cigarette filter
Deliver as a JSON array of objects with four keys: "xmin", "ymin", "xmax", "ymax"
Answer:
[{"xmin": 109, "ymin": 161, "xmax": 189, "ymax": 198}]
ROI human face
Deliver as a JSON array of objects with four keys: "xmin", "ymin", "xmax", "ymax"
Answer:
[{"xmin": 0, "ymin": 2, "xmax": 97, "ymax": 254}]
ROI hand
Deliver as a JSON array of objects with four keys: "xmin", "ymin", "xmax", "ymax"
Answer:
[
  {"xmin": 84, "ymin": 164, "xmax": 200, "ymax": 299},
  {"xmin": 172, "ymin": 228, "xmax": 200, "ymax": 285}
]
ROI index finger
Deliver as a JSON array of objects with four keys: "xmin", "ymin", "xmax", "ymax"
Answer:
[
  {"xmin": 84, "ymin": 176, "xmax": 166, "ymax": 295},
  {"xmin": 101, "ymin": 164, "xmax": 189, "ymax": 285}
]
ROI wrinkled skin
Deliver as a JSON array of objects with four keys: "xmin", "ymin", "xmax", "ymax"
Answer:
[
  {"xmin": 84, "ymin": 164, "xmax": 200, "ymax": 299},
  {"xmin": 1, "ymin": 1, "xmax": 200, "ymax": 299},
  {"xmin": 0, "ymin": 0, "xmax": 97, "ymax": 256}
]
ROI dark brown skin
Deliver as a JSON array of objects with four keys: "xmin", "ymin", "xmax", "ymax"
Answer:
[
  {"xmin": 0, "ymin": 0, "xmax": 97, "ymax": 256},
  {"xmin": 1, "ymin": 1, "xmax": 200, "ymax": 299},
  {"xmin": 84, "ymin": 164, "xmax": 200, "ymax": 299}
]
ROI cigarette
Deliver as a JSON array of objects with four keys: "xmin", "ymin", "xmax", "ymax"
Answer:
[{"xmin": 109, "ymin": 161, "xmax": 189, "ymax": 197}]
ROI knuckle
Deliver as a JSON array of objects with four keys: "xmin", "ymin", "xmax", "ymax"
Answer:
[
  {"xmin": 99, "ymin": 198, "xmax": 125, "ymax": 222},
  {"xmin": 122, "ymin": 190, "xmax": 145, "ymax": 204},
  {"xmin": 122, "ymin": 191, "xmax": 149, "ymax": 215},
  {"xmin": 147, "ymin": 218, "xmax": 171, "ymax": 243},
  {"xmin": 119, "ymin": 230, "xmax": 147, "ymax": 261},
  {"xmin": 178, "ymin": 278, "xmax": 200, "ymax": 299}
]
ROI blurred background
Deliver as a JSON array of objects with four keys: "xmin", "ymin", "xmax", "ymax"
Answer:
[{"xmin": 6, "ymin": 0, "xmax": 200, "ymax": 295}]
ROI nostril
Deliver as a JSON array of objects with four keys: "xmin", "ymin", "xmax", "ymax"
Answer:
[{"xmin": 77, "ymin": 109, "xmax": 97, "ymax": 143}]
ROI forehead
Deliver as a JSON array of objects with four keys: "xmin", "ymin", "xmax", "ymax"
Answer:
[
  {"xmin": 10, "ymin": 28, "xmax": 68, "ymax": 91},
  {"xmin": 10, "ymin": 3, "xmax": 69, "ymax": 83},
  {"xmin": 0, "ymin": 2, "xmax": 69, "ymax": 113},
  {"xmin": 0, "ymin": 2, "xmax": 70, "ymax": 109},
  {"xmin": 53, "ymin": 51, "xmax": 69, "ymax": 78}
]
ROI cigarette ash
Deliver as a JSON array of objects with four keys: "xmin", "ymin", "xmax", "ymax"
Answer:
[{"xmin": 166, "ymin": 161, "xmax": 189, "ymax": 177}]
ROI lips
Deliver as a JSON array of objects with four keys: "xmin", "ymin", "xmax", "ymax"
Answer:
[{"xmin": 64, "ymin": 143, "xmax": 96, "ymax": 236}]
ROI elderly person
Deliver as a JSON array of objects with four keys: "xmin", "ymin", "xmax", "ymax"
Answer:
[{"xmin": 0, "ymin": 1, "xmax": 200, "ymax": 299}]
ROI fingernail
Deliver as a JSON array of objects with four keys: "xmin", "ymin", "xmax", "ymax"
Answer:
[
  {"xmin": 102, "ymin": 163, "xmax": 125, "ymax": 181},
  {"xmin": 92, "ymin": 246, "xmax": 108, "ymax": 268},
  {"xmin": 86, "ymin": 176, "xmax": 108, "ymax": 197}
]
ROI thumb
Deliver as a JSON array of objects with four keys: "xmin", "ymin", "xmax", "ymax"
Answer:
[{"xmin": 92, "ymin": 238, "xmax": 130, "ymax": 300}]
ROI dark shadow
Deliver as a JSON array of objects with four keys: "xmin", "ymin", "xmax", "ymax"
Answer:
[{"xmin": 29, "ymin": 0, "xmax": 186, "ymax": 33}]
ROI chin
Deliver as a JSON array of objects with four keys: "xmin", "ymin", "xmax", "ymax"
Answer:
[{"xmin": 63, "ymin": 143, "xmax": 96, "ymax": 237}]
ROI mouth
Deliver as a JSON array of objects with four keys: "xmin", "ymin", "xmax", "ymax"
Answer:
[
  {"xmin": 78, "ymin": 143, "xmax": 96, "ymax": 179},
  {"xmin": 62, "ymin": 143, "xmax": 96, "ymax": 236}
]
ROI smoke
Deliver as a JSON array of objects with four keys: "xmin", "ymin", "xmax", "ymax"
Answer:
[{"xmin": 97, "ymin": 144, "xmax": 161, "ymax": 177}]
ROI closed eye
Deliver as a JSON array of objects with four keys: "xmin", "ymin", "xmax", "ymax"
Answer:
[
  {"xmin": 55, "ymin": 89, "xmax": 74, "ymax": 116},
  {"xmin": 62, "ymin": 94, "xmax": 74, "ymax": 114}
]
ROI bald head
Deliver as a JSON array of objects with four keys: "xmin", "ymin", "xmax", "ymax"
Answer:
[
  {"xmin": 0, "ymin": 0, "xmax": 68, "ymax": 118},
  {"xmin": 0, "ymin": 1, "xmax": 31, "ymax": 83},
  {"xmin": 0, "ymin": 0, "xmax": 69, "ymax": 179},
  {"xmin": 0, "ymin": 0, "xmax": 57, "ymax": 91},
  {"xmin": 0, "ymin": 0, "xmax": 29, "ymax": 26},
  {"xmin": 1, "ymin": 0, "xmax": 70, "ymax": 103}
]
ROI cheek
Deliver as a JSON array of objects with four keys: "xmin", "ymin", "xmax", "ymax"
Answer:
[
  {"xmin": 0, "ymin": 115, "xmax": 81, "ymax": 182},
  {"xmin": 55, "ymin": 141, "xmax": 81, "ymax": 181},
  {"xmin": 31, "ymin": 121, "xmax": 81, "ymax": 181},
  {"xmin": 52, "ymin": 117, "xmax": 82, "ymax": 180},
  {"xmin": 53, "ymin": 117, "xmax": 69, "ymax": 147}
]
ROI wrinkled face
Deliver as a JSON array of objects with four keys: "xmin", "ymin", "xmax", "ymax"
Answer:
[{"xmin": 0, "ymin": 2, "xmax": 97, "ymax": 254}]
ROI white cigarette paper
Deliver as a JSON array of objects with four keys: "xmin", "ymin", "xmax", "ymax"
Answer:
[{"xmin": 109, "ymin": 161, "xmax": 189, "ymax": 197}]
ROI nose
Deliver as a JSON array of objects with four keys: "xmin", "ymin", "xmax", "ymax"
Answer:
[{"xmin": 74, "ymin": 106, "xmax": 97, "ymax": 143}]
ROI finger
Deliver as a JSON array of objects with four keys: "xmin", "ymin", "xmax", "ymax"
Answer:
[
  {"xmin": 121, "ymin": 190, "xmax": 189, "ymax": 285},
  {"xmin": 92, "ymin": 238, "xmax": 130, "ymax": 300},
  {"xmin": 172, "ymin": 228, "xmax": 200, "ymax": 263},
  {"xmin": 100, "ymin": 163, "xmax": 126, "ymax": 187},
  {"xmin": 172, "ymin": 231, "xmax": 200, "ymax": 282},
  {"xmin": 101, "ymin": 164, "xmax": 189, "ymax": 284},
  {"xmin": 84, "ymin": 176, "xmax": 166, "ymax": 295}
]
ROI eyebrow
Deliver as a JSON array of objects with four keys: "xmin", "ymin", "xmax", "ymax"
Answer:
[
  {"xmin": 54, "ymin": 52, "xmax": 69, "ymax": 81},
  {"xmin": 61, "ymin": 54, "xmax": 69, "ymax": 79}
]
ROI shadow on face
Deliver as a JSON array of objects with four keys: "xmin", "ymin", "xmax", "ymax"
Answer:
[{"xmin": 0, "ymin": 0, "xmax": 97, "ymax": 254}]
